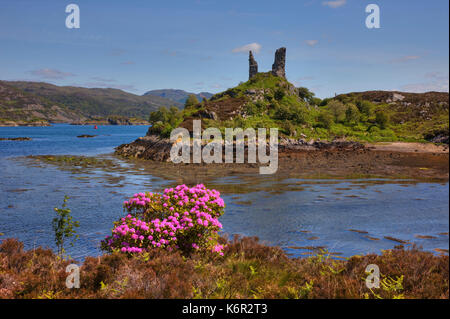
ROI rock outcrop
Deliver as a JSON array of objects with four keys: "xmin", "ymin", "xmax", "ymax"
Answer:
[
  {"xmin": 249, "ymin": 51, "xmax": 258, "ymax": 79},
  {"xmin": 116, "ymin": 135, "xmax": 174, "ymax": 161},
  {"xmin": 271, "ymin": 47, "xmax": 286, "ymax": 78}
]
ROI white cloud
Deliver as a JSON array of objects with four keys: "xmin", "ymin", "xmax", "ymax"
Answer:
[
  {"xmin": 425, "ymin": 72, "xmax": 448, "ymax": 81},
  {"xmin": 29, "ymin": 68, "xmax": 75, "ymax": 79},
  {"xmin": 390, "ymin": 55, "xmax": 420, "ymax": 63},
  {"xmin": 210, "ymin": 83, "xmax": 223, "ymax": 89},
  {"xmin": 322, "ymin": 0, "xmax": 346, "ymax": 8},
  {"xmin": 400, "ymin": 72, "xmax": 449, "ymax": 93},
  {"xmin": 305, "ymin": 40, "xmax": 318, "ymax": 47},
  {"xmin": 400, "ymin": 81, "xmax": 449, "ymax": 93},
  {"xmin": 90, "ymin": 77, "xmax": 116, "ymax": 83},
  {"xmin": 232, "ymin": 42, "xmax": 262, "ymax": 54}
]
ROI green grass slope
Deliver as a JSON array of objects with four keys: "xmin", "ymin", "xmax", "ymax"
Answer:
[{"xmin": 148, "ymin": 72, "xmax": 449, "ymax": 143}]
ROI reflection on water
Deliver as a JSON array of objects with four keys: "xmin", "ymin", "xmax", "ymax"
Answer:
[{"xmin": 0, "ymin": 125, "xmax": 448, "ymax": 260}]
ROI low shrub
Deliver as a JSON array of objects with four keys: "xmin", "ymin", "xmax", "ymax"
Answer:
[
  {"xmin": 0, "ymin": 237, "xmax": 448, "ymax": 299},
  {"xmin": 101, "ymin": 184, "xmax": 225, "ymax": 256}
]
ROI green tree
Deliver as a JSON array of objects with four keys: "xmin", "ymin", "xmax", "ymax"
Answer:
[
  {"xmin": 274, "ymin": 104, "xmax": 290, "ymax": 121},
  {"xmin": 52, "ymin": 196, "xmax": 79, "ymax": 257},
  {"xmin": 319, "ymin": 98, "xmax": 331, "ymax": 106},
  {"xmin": 274, "ymin": 89, "xmax": 285, "ymax": 101},
  {"xmin": 356, "ymin": 100, "xmax": 374, "ymax": 116},
  {"xmin": 317, "ymin": 111, "xmax": 334, "ymax": 129},
  {"xmin": 375, "ymin": 110, "xmax": 389, "ymax": 129},
  {"xmin": 310, "ymin": 97, "xmax": 322, "ymax": 106},
  {"xmin": 327, "ymin": 100, "xmax": 346, "ymax": 123},
  {"xmin": 185, "ymin": 94, "xmax": 199, "ymax": 108},
  {"xmin": 297, "ymin": 87, "xmax": 315, "ymax": 104},
  {"xmin": 168, "ymin": 106, "xmax": 182, "ymax": 126},
  {"xmin": 345, "ymin": 103, "xmax": 361, "ymax": 124},
  {"xmin": 149, "ymin": 106, "xmax": 169, "ymax": 124}
]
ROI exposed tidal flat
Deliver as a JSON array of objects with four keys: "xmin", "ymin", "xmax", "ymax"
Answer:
[{"xmin": 0, "ymin": 124, "xmax": 448, "ymax": 260}]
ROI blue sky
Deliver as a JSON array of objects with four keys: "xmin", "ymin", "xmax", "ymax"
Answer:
[{"xmin": 0, "ymin": 0, "xmax": 448, "ymax": 98}]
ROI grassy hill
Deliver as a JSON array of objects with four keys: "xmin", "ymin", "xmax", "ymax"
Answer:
[
  {"xmin": 147, "ymin": 72, "xmax": 449, "ymax": 143},
  {"xmin": 3, "ymin": 81, "xmax": 182, "ymax": 121},
  {"xmin": 0, "ymin": 81, "xmax": 85, "ymax": 126},
  {"xmin": 144, "ymin": 89, "xmax": 213, "ymax": 105}
]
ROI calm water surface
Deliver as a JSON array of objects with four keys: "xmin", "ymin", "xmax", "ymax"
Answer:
[{"xmin": 0, "ymin": 124, "xmax": 448, "ymax": 259}]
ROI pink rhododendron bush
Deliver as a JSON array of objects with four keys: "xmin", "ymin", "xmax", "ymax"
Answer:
[{"xmin": 101, "ymin": 184, "xmax": 225, "ymax": 256}]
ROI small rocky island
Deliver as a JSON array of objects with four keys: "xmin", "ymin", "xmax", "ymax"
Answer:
[{"xmin": 115, "ymin": 47, "xmax": 449, "ymax": 178}]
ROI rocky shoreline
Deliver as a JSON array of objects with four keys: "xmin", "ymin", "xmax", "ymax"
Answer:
[
  {"xmin": 115, "ymin": 134, "xmax": 367, "ymax": 161},
  {"xmin": 70, "ymin": 118, "xmax": 149, "ymax": 126},
  {"xmin": 0, "ymin": 121, "xmax": 50, "ymax": 127},
  {"xmin": 115, "ymin": 134, "xmax": 449, "ymax": 180},
  {"xmin": 0, "ymin": 120, "xmax": 149, "ymax": 127}
]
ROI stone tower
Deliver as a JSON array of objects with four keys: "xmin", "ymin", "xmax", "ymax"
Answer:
[
  {"xmin": 271, "ymin": 47, "xmax": 286, "ymax": 78},
  {"xmin": 249, "ymin": 51, "xmax": 258, "ymax": 79}
]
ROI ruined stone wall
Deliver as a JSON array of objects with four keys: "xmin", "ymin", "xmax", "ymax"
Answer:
[
  {"xmin": 249, "ymin": 51, "xmax": 258, "ymax": 79},
  {"xmin": 271, "ymin": 47, "xmax": 286, "ymax": 78}
]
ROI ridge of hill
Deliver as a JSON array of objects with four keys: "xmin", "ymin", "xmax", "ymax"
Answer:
[
  {"xmin": 144, "ymin": 89, "xmax": 213, "ymax": 105},
  {"xmin": 1, "ymin": 81, "xmax": 182, "ymax": 125},
  {"xmin": 0, "ymin": 81, "xmax": 85, "ymax": 126}
]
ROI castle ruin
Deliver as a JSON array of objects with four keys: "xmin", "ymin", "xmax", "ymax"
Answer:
[
  {"xmin": 249, "ymin": 51, "xmax": 258, "ymax": 79},
  {"xmin": 248, "ymin": 47, "xmax": 286, "ymax": 79}
]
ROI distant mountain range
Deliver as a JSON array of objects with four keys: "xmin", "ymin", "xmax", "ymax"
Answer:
[
  {"xmin": 5, "ymin": 81, "xmax": 183, "ymax": 117},
  {"xmin": 144, "ymin": 89, "xmax": 213, "ymax": 105},
  {"xmin": 0, "ymin": 81, "xmax": 214, "ymax": 126}
]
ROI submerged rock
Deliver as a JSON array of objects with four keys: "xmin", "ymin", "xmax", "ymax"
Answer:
[
  {"xmin": 0, "ymin": 137, "xmax": 32, "ymax": 141},
  {"xmin": 77, "ymin": 134, "xmax": 97, "ymax": 138}
]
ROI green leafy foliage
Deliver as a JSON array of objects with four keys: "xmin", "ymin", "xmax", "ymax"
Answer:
[
  {"xmin": 316, "ymin": 111, "xmax": 334, "ymax": 129},
  {"xmin": 375, "ymin": 110, "xmax": 390, "ymax": 129},
  {"xmin": 52, "ymin": 196, "xmax": 79, "ymax": 257},
  {"xmin": 184, "ymin": 94, "xmax": 199, "ymax": 108},
  {"xmin": 148, "ymin": 106, "xmax": 184, "ymax": 137}
]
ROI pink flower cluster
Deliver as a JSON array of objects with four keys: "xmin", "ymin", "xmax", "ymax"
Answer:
[{"xmin": 101, "ymin": 184, "xmax": 226, "ymax": 256}]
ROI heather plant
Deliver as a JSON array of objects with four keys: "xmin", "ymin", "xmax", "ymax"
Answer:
[
  {"xmin": 0, "ymin": 237, "xmax": 448, "ymax": 299},
  {"xmin": 101, "ymin": 184, "xmax": 226, "ymax": 256}
]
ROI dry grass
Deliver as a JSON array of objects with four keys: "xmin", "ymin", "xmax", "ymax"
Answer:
[{"xmin": 0, "ymin": 236, "xmax": 448, "ymax": 299}]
